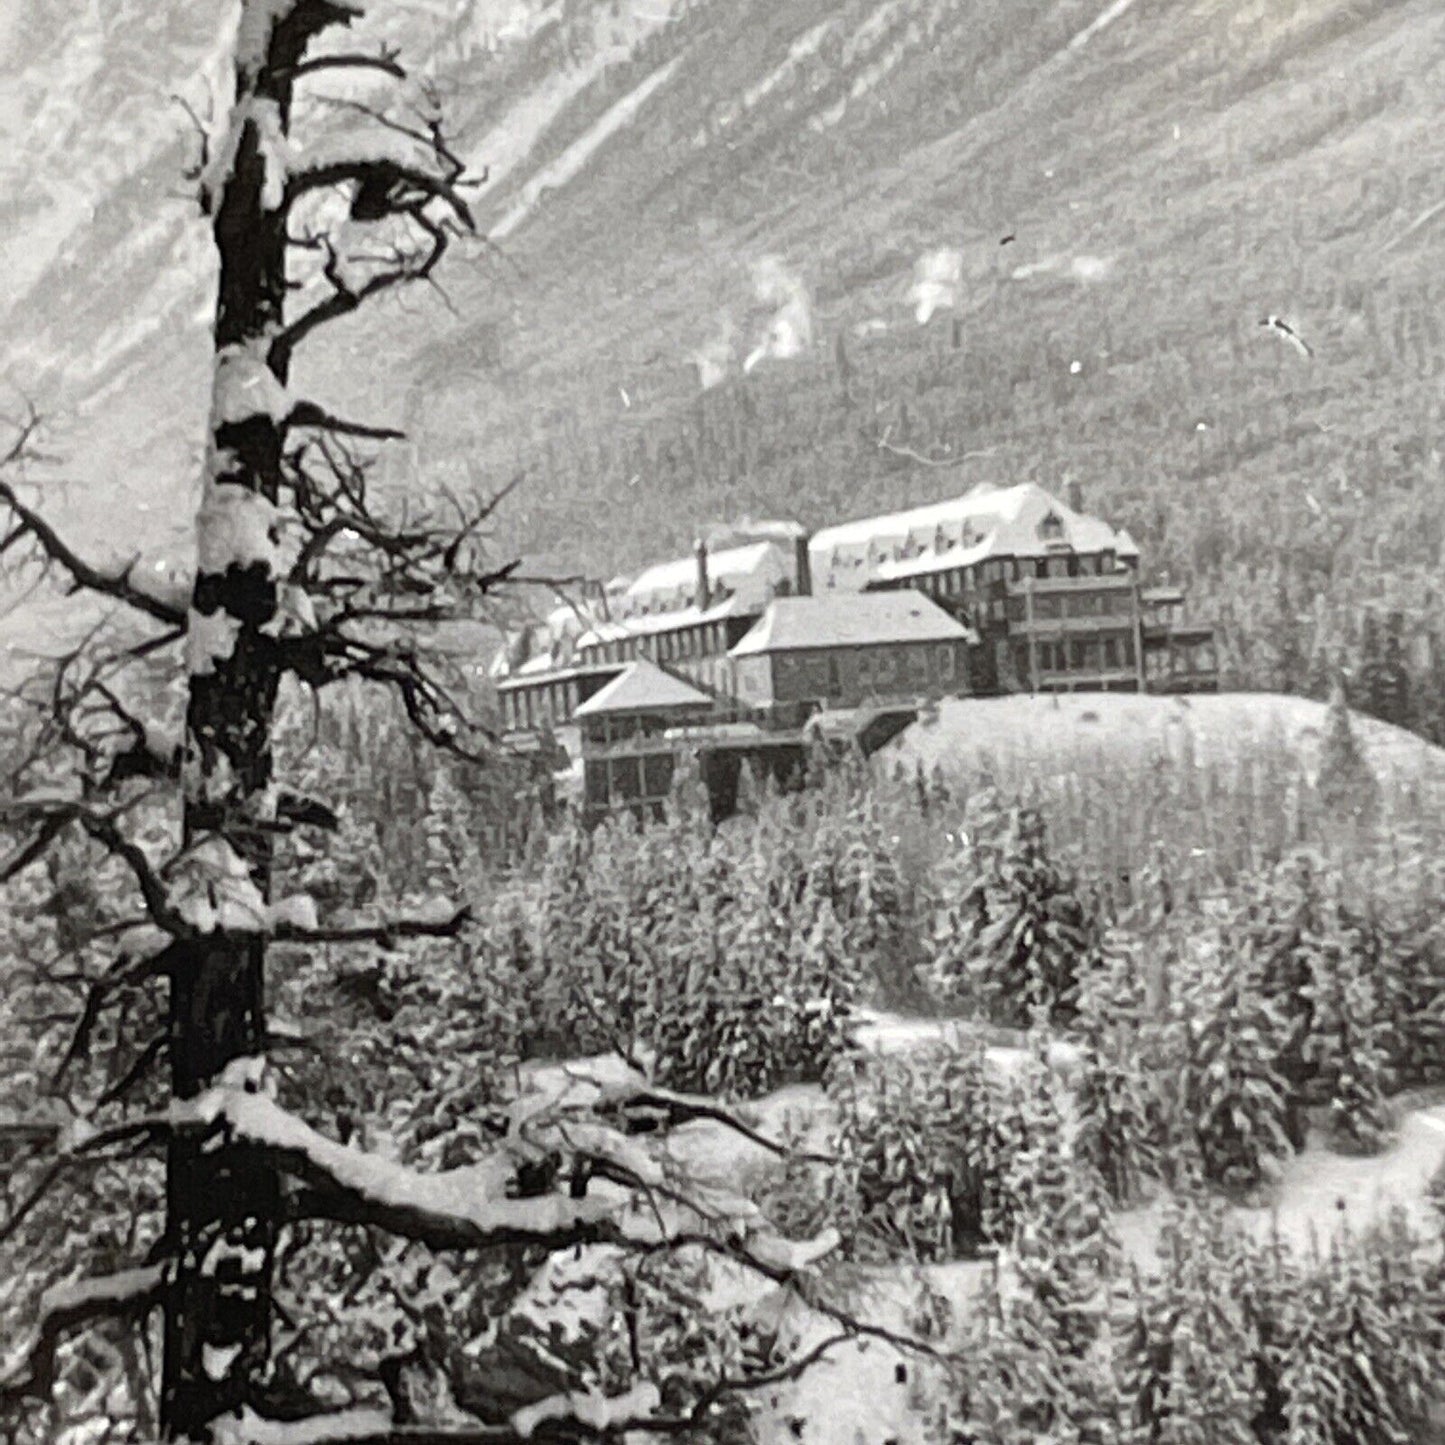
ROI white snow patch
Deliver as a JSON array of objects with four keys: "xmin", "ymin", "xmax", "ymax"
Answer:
[
  {"xmin": 412, "ymin": 894, "xmax": 462, "ymax": 926},
  {"xmin": 745, "ymin": 1225, "xmax": 842, "ymax": 1274},
  {"xmin": 201, "ymin": 96, "xmax": 292, "ymax": 213},
  {"xmin": 211, "ymin": 344, "xmax": 292, "ymax": 429},
  {"xmin": 178, "ymin": 1088, "xmax": 628, "ymax": 1240},
  {"xmin": 690, "ymin": 315, "xmax": 736, "ymax": 390},
  {"xmin": 467, "ymin": 1, "xmax": 681, "ymax": 189},
  {"xmin": 1070, "ymin": 253, "xmax": 1115, "ymax": 283},
  {"xmin": 842, "ymin": 0, "xmax": 906, "ymax": 66},
  {"xmin": 212, "ymin": 1408, "xmax": 393, "ymax": 1445},
  {"xmin": 202, "ymin": 1342, "xmax": 243, "ymax": 1381},
  {"xmin": 714, "ymin": 18, "xmax": 836, "ymax": 131},
  {"xmin": 743, "ymin": 256, "xmax": 814, "ymax": 373},
  {"xmin": 511, "ymin": 1382, "xmax": 661, "ymax": 1440},
  {"xmin": 185, "ymin": 609, "xmax": 244, "ymax": 678},
  {"xmin": 261, "ymin": 583, "xmax": 317, "ymax": 638},
  {"xmin": 167, "ymin": 835, "xmax": 266, "ymax": 932},
  {"xmin": 1068, "ymin": 0, "xmax": 1142, "ymax": 51},
  {"xmin": 117, "ymin": 923, "xmax": 172, "ymax": 964},
  {"xmin": 196, "ymin": 485, "xmax": 283, "ymax": 578},
  {"xmin": 909, "ymin": 247, "xmax": 963, "ymax": 324},
  {"xmin": 490, "ymin": 57, "xmax": 681, "ymax": 241},
  {"xmin": 268, "ymin": 893, "xmax": 320, "ymax": 931},
  {"xmin": 849, "ymin": 34, "xmax": 909, "ymax": 101},
  {"xmin": 219, "ymin": 1055, "xmax": 269, "ymax": 1093},
  {"xmin": 143, "ymin": 717, "xmax": 183, "ymax": 766},
  {"xmin": 235, "ymin": 0, "xmax": 301, "ymax": 76},
  {"xmin": 511, "ymin": 1244, "xmax": 622, "ymax": 1345},
  {"xmin": 552, "ymin": 1122, "xmax": 665, "ymax": 1186}
]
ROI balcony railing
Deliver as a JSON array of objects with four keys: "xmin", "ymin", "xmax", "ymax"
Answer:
[
  {"xmin": 1013, "ymin": 615, "xmax": 1139, "ymax": 635},
  {"xmin": 1004, "ymin": 573, "xmax": 1137, "ymax": 594}
]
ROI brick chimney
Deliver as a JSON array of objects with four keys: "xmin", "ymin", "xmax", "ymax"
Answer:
[
  {"xmin": 794, "ymin": 534, "xmax": 813, "ymax": 597},
  {"xmin": 694, "ymin": 538, "xmax": 710, "ymax": 610},
  {"xmin": 1065, "ymin": 478, "xmax": 1084, "ymax": 513}
]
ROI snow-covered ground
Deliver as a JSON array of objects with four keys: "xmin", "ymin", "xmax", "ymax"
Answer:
[
  {"xmin": 524, "ymin": 1013, "xmax": 1445, "ymax": 1444},
  {"xmin": 884, "ymin": 691, "xmax": 1445, "ymax": 790}
]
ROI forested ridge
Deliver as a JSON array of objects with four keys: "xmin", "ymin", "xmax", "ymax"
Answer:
[{"xmin": 4, "ymin": 0, "xmax": 1445, "ymax": 1440}]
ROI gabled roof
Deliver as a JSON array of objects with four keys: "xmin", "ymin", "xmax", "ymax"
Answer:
[
  {"xmin": 572, "ymin": 660, "xmax": 717, "ymax": 718},
  {"xmin": 809, "ymin": 482, "xmax": 1132, "ymax": 591},
  {"xmin": 729, "ymin": 592, "xmax": 975, "ymax": 658},
  {"xmin": 624, "ymin": 540, "xmax": 777, "ymax": 599},
  {"xmin": 576, "ymin": 591, "xmax": 753, "ymax": 648}
]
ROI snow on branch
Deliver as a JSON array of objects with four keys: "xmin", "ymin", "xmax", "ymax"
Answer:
[
  {"xmin": 286, "ymin": 126, "xmax": 473, "ymax": 230},
  {"xmin": 208, "ymin": 1390, "xmax": 670, "ymax": 1444},
  {"xmin": 155, "ymin": 1086, "xmax": 838, "ymax": 1283},
  {"xmin": 588, "ymin": 1076, "xmax": 840, "ymax": 1166},
  {"xmin": 182, "ymin": 1089, "xmax": 627, "ymax": 1251},
  {"xmin": 236, "ymin": 0, "xmax": 362, "ymax": 81},
  {"xmin": 0, "ymin": 1263, "xmax": 166, "ymax": 1402},
  {"xmin": 211, "ymin": 1407, "xmax": 393, "ymax": 1445},
  {"xmin": 270, "ymin": 900, "xmax": 472, "ymax": 947},
  {"xmin": 511, "ymin": 1381, "xmax": 662, "ymax": 1440}
]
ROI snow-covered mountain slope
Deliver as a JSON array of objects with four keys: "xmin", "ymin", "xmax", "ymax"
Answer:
[{"xmin": 4, "ymin": 0, "xmax": 1445, "ymax": 596}]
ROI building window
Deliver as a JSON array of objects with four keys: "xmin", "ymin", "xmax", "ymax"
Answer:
[
  {"xmin": 643, "ymin": 753, "xmax": 672, "ymax": 799},
  {"xmin": 1103, "ymin": 637, "xmax": 1119, "ymax": 670},
  {"xmin": 1037, "ymin": 510, "xmax": 1065, "ymax": 542},
  {"xmin": 935, "ymin": 644, "xmax": 955, "ymax": 682}
]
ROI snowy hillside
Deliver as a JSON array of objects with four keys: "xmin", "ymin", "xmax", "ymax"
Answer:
[
  {"xmin": 883, "ymin": 691, "xmax": 1445, "ymax": 789},
  {"xmin": 4, "ymin": 0, "xmax": 1445, "ymax": 585}
]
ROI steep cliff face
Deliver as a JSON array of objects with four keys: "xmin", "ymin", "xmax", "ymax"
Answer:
[{"xmin": 5, "ymin": 0, "xmax": 1445, "ymax": 595}]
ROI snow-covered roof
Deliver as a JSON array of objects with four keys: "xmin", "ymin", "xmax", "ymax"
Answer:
[
  {"xmin": 729, "ymin": 593, "xmax": 975, "ymax": 657},
  {"xmin": 809, "ymin": 483, "xmax": 1132, "ymax": 592},
  {"xmin": 495, "ymin": 660, "xmax": 623, "ymax": 692},
  {"xmin": 616, "ymin": 540, "xmax": 792, "ymax": 618},
  {"xmin": 573, "ymin": 660, "xmax": 717, "ymax": 717},
  {"xmin": 576, "ymin": 592, "xmax": 753, "ymax": 648}
]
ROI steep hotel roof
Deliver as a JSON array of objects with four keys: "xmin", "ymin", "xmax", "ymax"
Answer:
[
  {"xmin": 808, "ymin": 482, "xmax": 1129, "ymax": 592},
  {"xmin": 572, "ymin": 660, "xmax": 717, "ymax": 717},
  {"xmin": 618, "ymin": 540, "xmax": 790, "ymax": 616},
  {"xmin": 729, "ymin": 593, "xmax": 975, "ymax": 657}
]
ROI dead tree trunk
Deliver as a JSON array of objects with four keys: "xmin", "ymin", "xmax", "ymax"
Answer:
[{"xmin": 162, "ymin": 6, "xmax": 315, "ymax": 1435}]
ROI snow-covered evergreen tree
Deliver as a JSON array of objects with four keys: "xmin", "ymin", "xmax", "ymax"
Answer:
[
  {"xmin": 1169, "ymin": 929, "xmax": 1294, "ymax": 1191},
  {"xmin": 1314, "ymin": 675, "xmax": 1378, "ymax": 820},
  {"xmin": 1073, "ymin": 932, "xmax": 1164, "ymax": 1204},
  {"xmin": 944, "ymin": 806, "xmax": 1097, "ymax": 1029},
  {"xmin": 964, "ymin": 1048, "xmax": 1124, "ymax": 1444}
]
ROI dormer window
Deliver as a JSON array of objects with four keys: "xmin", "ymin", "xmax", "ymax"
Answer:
[{"xmin": 1037, "ymin": 510, "xmax": 1065, "ymax": 542}]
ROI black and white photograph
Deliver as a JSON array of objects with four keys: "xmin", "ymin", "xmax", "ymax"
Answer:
[{"xmin": 2, "ymin": 1, "xmax": 1445, "ymax": 1441}]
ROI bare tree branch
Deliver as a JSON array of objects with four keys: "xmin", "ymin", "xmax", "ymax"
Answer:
[
  {"xmin": 0, "ymin": 473, "xmax": 187, "ymax": 628},
  {"xmin": 285, "ymin": 48, "xmax": 405, "ymax": 82},
  {"xmin": 0, "ymin": 411, "xmax": 186, "ymax": 626}
]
